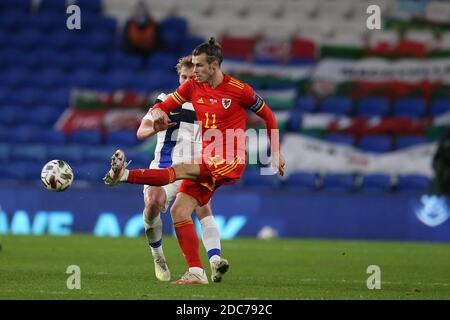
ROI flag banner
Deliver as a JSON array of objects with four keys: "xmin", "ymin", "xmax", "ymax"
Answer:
[
  {"xmin": 282, "ymin": 133, "xmax": 437, "ymax": 177},
  {"xmin": 313, "ymin": 58, "xmax": 450, "ymax": 83}
]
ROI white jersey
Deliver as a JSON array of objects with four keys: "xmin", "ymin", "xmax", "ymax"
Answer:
[{"xmin": 144, "ymin": 93, "xmax": 202, "ymax": 169}]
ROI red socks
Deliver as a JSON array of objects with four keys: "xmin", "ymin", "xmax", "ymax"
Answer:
[
  {"xmin": 174, "ymin": 219, "xmax": 202, "ymax": 268},
  {"xmin": 127, "ymin": 167, "xmax": 176, "ymax": 186}
]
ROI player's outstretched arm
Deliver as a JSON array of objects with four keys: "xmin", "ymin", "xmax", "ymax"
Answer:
[
  {"xmin": 137, "ymin": 112, "xmax": 156, "ymax": 140},
  {"xmin": 271, "ymin": 150, "xmax": 286, "ymax": 176},
  {"xmin": 151, "ymin": 83, "xmax": 192, "ymax": 128},
  {"xmin": 252, "ymin": 98, "xmax": 286, "ymax": 176}
]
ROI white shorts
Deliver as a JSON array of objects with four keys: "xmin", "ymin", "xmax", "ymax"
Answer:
[{"xmin": 143, "ymin": 180, "xmax": 181, "ymax": 213}]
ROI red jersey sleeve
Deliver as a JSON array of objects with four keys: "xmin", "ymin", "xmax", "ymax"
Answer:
[
  {"xmin": 151, "ymin": 79, "xmax": 193, "ymax": 113},
  {"xmin": 241, "ymin": 84, "xmax": 280, "ymax": 152}
]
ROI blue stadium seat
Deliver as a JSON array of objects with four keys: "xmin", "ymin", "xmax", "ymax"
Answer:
[
  {"xmin": 124, "ymin": 150, "xmax": 152, "ymax": 168},
  {"xmin": 0, "ymin": 32, "xmax": 7, "ymax": 57},
  {"xmin": 0, "ymin": 105, "xmax": 22, "ymax": 126},
  {"xmin": 286, "ymin": 111, "xmax": 302, "ymax": 132},
  {"xmin": 68, "ymin": 130, "xmax": 103, "ymax": 145},
  {"xmin": 106, "ymin": 130, "xmax": 139, "ymax": 147},
  {"xmin": 76, "ymin": 31, "xmax": 115, "ymax": 52},
  {"xmin": 73, "ymin": 162, "xmax": 107, "ymax": 182},
  {"xmin": 0, "ymin": 67, "xmax": 29, "ymax": 88},
  {"xmin": 242, "ymin": 167, "xmax": 280, "ymax": 190},
  {"xmin": 0, "ymin": 143, "xmax": 11, "ymax": 162},
  {"xmin": 71, "ymin": 49, "xmax": 107, "ymax": 70},
  {"xmin": 430, "ymin": 99, "xmax": 450, "ymax": 116},
  {"xmin": 294, "ymin": 96, "xmax": 316, "ymax": 112},
  {"xmin": 393, "ymin": 98, "xmax": 426, "ymax": 118},
  {"xmin": 11, "ymin": 30, "xmax": 43, "ymax": 51},
  {"xmin": 0, "ymin": 11, "xmax": 28, "ymax": 32},
  {"xmin": 69, "ymin": 69, "xmax": 101, "ymax": 88},
  {"xmin": 11, "ymin": 144, "xmax": 48, "ymax": 162},
  {"xmin": 360, "ymin": 174, "xmax": 392, "ymax": 192},
  {"xmin": 11, "ymin": 125, "xmax": 45, "ymax": 143},
  {"xmin": 1, "ymin": 49, "xmax": 38, "ymax": 70},
  {"xmin": 128, "ymin": 74, "xmax": 160, "ymax": 93},
  {"xmin": 0, "ymin": 126, "xmax": 14, "ymax": 142},
  {"xmin": 48, "ymin": 145, "xmax": 85, "ymax": 163},
  {"xmin": 322, "ymin": 173, "xmax": 356, "ymax": 191},
  {"xmin": 397, "ymin": 174, "xmax": 431, "ymax": 192},
  {"xmin": 42, "ymin": 88, "xmax": 70, "ymax": 109},
  {"xmin": 29, "ymin": 12, "xmax": 67, "ymax": 32},
  {"xmin": 35, "ymin": 49, "xmax": 73, "ymax": 71},
  {"xmin": 33, "ymin": 69, "xmax": 68, "ymax": 89},
  {"xmin": 8, "ymin": 87, "xmax": 38, "ymax": 106},
  {"xmin": 75, "ymin": 0, "xmax": 103, "ymax": 15},
  {"xmin": 147, "ymin": 53, "xmax": 179, "ymax": 72},
  {"xmin": 137, "ymin": 70, "xmax": 176, "ymax": 92},
  {"xmin": 359, "ymin": 135, "xmax": 392, "ymax": 153},
  {"xmin": 83, "ymin": 15, "xmax": 117, "ymax": 33},
  {"xmin": 325, "ymin": 134, "xmax": 354, "ymax": 146},
  {"xmin": 18, "ymin": 105, "xmax": 62, "ymax": 126},
  {"xmin": 396, "ymin": 136, "xmax": 428, "ymax": 149},
  {"xmin": 282, "ymin": 171, "xmax": 317, "ymax": 191},
  {"xmin": 1, "ymin": 161, "xmax": 42, "ymax": 181},
  {"xmin": 100, "ymin": 70, "xmax": 134, "ymax": 91},
  {"xmin": 110, "ymin": 52, "xmax": 142, "ymax": 71},
  {"xmin": 0, "ymin": 87, "xmax": 8, "ymax": 106},
  {"xmin": 42, "ymin": 29, "xmax": 78, "ymax": 51},
  {"xmin": 357, "ymin": 97, "xmax": 390, "ymax": 117},
  {"xmin": 319, "ymin": 96, "xmax": 352, "ymax": 115},
  {"xmin": 159, "ymin": 17, "xmax": 188, "ymax": 51},
  {"xmin": 33, "ymin": 128, "xmax": 66, "ymax": 145},
  {"xmin": 38, "ymin": 0, "xmax": 67, "ymax": 13},
  {"xmin": 181, "ymin": 36, "xmax": 206, "ymax": 55},
  {"xmin": 0, "ymin": 0, "xmax": 33, "ymax": 13},
  {"xmin": 84, "ymin": 145, "xmax": 117, "ymax": 162}
]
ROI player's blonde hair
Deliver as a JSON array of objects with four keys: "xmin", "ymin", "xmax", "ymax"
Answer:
[{"xmin": 175, "ymin": 55, "xmax": 194, "ymax": 74}]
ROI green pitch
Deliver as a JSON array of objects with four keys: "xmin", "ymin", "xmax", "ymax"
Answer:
[{"xmin": 0, "ymin": 234, "xmax": 449, "ymax": 300}]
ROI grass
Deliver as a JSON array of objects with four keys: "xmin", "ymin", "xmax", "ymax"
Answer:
[{"xmin": 0, "ymin": 234, "xmax": 449, "ymax": 300}]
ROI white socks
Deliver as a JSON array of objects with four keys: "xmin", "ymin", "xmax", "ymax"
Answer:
[
  {"xmin": 144, "ymin": 214, "xmax": 164, "ymax": 259},
  {"xmin": 200, "ymin": 216, "xmax": 221, "ymax": 264},
  {"xmin": 120, "ymin": 169, "xmax": 129, "ymax": 182}
]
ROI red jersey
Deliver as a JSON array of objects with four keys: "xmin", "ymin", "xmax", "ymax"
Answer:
[{"xmin": 154, "ymin": 73, "xmax": 268, "ymax": 164}]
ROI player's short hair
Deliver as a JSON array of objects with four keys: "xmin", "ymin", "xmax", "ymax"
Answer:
[
  {"xmin": 192, "ymin": 37, "xmax": 223, "ymax": 66},
  {"xmin": 175, "ymin": 55, "xmax": 194, "ymax": 74}
]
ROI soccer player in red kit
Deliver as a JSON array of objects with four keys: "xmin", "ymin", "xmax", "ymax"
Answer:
[{"xmin": 104, "ymin": 38, "xmax": 286, "ymax": 284}]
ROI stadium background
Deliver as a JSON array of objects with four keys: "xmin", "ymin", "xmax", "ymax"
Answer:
[{"xmin": 0, "ymin": 0, "xmax": 450, "ymax": 243}]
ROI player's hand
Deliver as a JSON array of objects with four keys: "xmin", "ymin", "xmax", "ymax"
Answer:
[
  {"xmin": 153, "ymin": 120, "xmax": 177, "ymax": 132},
  {"xmin": 150, "ymin": 108, "xmax": 172, "ymax": 132},
  {"xmin": 272, "ymin": 151, "xmax": 286, "ymax": 176}
]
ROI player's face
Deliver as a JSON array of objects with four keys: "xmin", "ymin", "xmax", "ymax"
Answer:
[
  {"xmin": 178, "ymin": 66, "xmax": 194, "ymax": 85},
  {"xmin": 192, "ymin": 53, "xmax": 215, "ymax": 83}
]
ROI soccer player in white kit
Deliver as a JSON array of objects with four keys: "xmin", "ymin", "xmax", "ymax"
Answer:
[{"xmin": 136, "ymin": 56, "xmax": 225, "ymax": 282}]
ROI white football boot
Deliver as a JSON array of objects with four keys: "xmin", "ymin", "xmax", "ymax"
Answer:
[
  {"xmin": 154, "ymin": 257, "xmax": 171, "ymax": 282},
  {"xmin": 171, "ymin": 270, "xmax": 209, "ymax": 285},
  {"xmin": 210, "ymin": 258, "xmax": 229, "ymax": 283},
  {"xmin": 103, "ymin": 149, "xmax": 130, "ymax": 186}
]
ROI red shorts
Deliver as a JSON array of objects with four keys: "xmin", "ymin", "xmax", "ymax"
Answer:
[{"xmin": 178, "ymin": 156, "xmax": 246, "ymax": 206}]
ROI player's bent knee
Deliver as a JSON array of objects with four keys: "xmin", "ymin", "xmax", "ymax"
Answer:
[{"xmin": 170, "ymin": 204, "xmax": 191, "ymax": 221}]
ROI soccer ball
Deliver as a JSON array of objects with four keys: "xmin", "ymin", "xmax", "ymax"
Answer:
[{"xmin": 41, "ymin": 160, "xmax": 74, "ymax": 192}]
